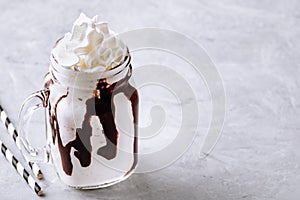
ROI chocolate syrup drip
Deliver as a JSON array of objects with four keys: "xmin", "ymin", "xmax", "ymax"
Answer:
[
  {"xmin": 44, "ymin": 72, "xmax": 54, "ymax": 89},
  {"xmin": 77, "ymin": 79, "xmax": 119, "ymax": 160},
  {"xmin": 46, "ymin": 65, "xmax": 138, "ymax": 176},
  {"xmin": 121, "ymin": 79, "xmax": 139, "ymax": 175},
  {"xmin": 49, "ymin": 91, "xmax": 75, "ymax": 175},
  {"xmin": 47, "ymin": 90, "xmax": 92, "ymax": 175},
  {"xmin": 77, "ymin": 75, "xmax": 139, "ymax": 160}
]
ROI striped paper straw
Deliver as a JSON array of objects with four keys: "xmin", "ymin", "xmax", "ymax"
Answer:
[
  {"xmin": 0, "ymin": 105, "xmax": 43, "ymax": 179},
  {"xmin": 0, "ymin": 139, "xmax": 43, "ymax": 196}
]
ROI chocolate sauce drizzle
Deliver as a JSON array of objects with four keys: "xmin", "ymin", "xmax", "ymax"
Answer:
[{"xmin": 46, "ymin": 65, "xmax": 138, "ymax": 176}]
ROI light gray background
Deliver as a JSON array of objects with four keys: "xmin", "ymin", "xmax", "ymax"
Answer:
[{"xmin": 0, "ymin": 0, "xmax": 299, "ymax": 199}]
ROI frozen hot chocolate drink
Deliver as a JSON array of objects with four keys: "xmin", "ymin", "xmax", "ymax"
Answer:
[{"xmin": 19, "ymin": 13, "xmax": 138, "ymax": 188}]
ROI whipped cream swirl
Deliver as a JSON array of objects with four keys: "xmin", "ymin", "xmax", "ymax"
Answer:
[{"xmin": 52, "ymin": 13, "xmax": 127, "ymax": 72}]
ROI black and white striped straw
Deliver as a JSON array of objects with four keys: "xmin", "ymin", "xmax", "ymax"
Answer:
[
  {"xmin": 0, "ymin": 105, "xmax": 43, "ymax": 179},
  {"xmin": 0, "ymin": 139, "xmax": 43, "ymax": 196}
]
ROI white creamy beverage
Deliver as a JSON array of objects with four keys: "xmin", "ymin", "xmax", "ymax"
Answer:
[{"xmin": 43, "ymin": 13, "xmax": 138, "ymax": 188}]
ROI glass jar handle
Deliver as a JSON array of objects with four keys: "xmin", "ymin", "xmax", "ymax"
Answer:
[{"xmin": 18, "ymin": 89, "xmax": 49, "ymax": 162}]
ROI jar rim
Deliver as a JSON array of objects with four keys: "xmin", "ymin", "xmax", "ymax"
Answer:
[
  {"xmin": 49, "ymin": 50, "xmax": 131, "ymax": 90},
  {"xmin": 50, "ymin": 48, "xmax": 130, "ymax": 75}
]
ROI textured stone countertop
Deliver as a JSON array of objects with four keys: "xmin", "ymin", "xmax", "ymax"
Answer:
[{"xmin": 0, "ymin": 0, "xmax": 299, "ymax": 199}]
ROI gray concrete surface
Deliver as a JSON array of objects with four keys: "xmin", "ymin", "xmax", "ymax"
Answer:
[{"xmin": 0, "ymin": 0, "xmax": 299, "ymax": 199}]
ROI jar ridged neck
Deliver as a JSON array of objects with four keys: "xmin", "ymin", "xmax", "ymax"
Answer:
[{"xmin": 49, "ymin": 52, "xmax": 131, "ymax": 90}]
